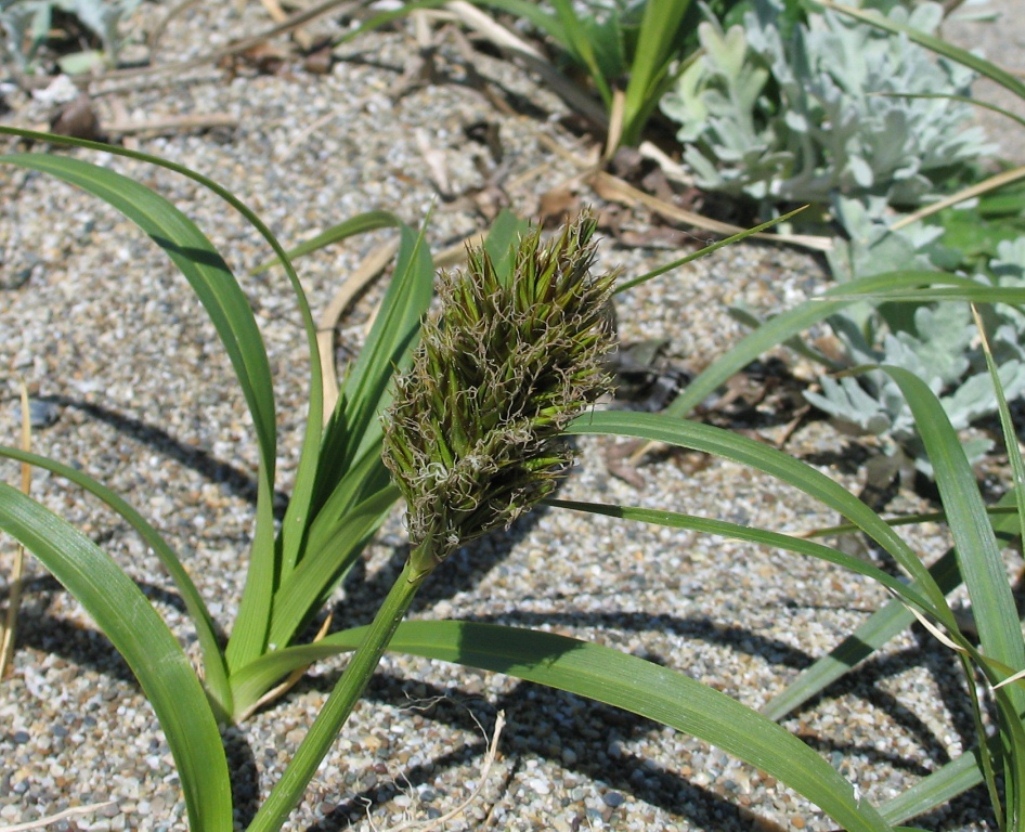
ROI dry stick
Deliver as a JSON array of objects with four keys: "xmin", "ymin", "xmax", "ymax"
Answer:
[
  {"xmin": 533, "ymin": 130, "xmax": 831, "ymax": 250},
  {"xmin": 371, "ymin": 711, "xmax": 506, "ymax": 832},
  {"xmin": 276, "ymin": 110, "xmax": 340, "ymax": 162},
  {"xmin": 259, "ymin": 0, "xmax": 291, "ymax": 24},
  {"xmin": 590, "ymin": 170, "xmax": 834, "ymax": 252},
  {"xmin": 20, "ymin": 113, "xmax": 239, "ymax": 142},
  {"xmin": 891, "ymin": 164, "xmax": 1025, "ymax": 231},
  {"xmin": 443, "ymin": 0, "xmax": 608, "ymax": 128},
  {"xmin": 636, "ymin": 140, "xmax": 692, "ymax": 186},
  {"xmin": 96, "ymin": 0, "xmax": 361, "ymax": 87},
  {"xmin": 317, "ymin": 239, "xmax": 400, "ymax": 421},
  {"xmin": 0, "ymin": 384, "xmax": 30, "ymax": 680},
  {"xmin": 0, "ymin": 801, "xmax": 118, "ymax": 832},
  {"xmin": 603, "ymin": 88, "xmax": 626, "ymax": 163},
  {"xmin": 104, "ymin": 113, "xmax": 240, "ymax": 136}
]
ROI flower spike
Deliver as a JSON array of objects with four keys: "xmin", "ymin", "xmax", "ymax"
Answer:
[{"xmin": 382, "ymin": 212, "xmax": 617, "ymax": 578}]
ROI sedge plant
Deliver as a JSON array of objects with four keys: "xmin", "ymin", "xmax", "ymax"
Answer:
[{"xmin": 0, "ymin": 123, "xmax": 1022, "ymax": 831}]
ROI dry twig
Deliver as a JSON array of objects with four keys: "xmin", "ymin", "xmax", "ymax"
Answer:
[
  {"xmin": 367, "ymin": 710, "xmax": 506, "ymax": 832},
  {"xmin": 98, "ymin": 0, "xmax": 360, "ymax": 90},
  {"xmin": 0, "ymin": 800, "xmax": 117, "ymax": 831}
]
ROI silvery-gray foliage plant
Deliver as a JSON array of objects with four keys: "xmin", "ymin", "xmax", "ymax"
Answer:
[
  {"xmin": 0, "ymin": 0, "xmax": 140, "ymax": 67},
  {"xmin": 660, "ymin": 0, "xmax": 991, "ymax": 210},
  {"xmin": 808, "ymin": 218, "xmax": 1025, "ymax": 473}
]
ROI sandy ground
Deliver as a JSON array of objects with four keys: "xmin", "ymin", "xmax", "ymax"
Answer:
[{"xmin": 943, "ymin": 0, "xmax": 1025, "ymax": 164}]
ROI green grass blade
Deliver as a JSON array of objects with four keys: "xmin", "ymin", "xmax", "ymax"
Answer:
[
  {"xmin": 995, "ymin": 691, "xmax": 1025, "ymax": 829},
  {"xmin": 761, "ymin": 558, "xmax": 953, "ymax": 722},
  {"xmin": 663, "ymin": 270, "xmax": 978, "ymax": 418},
  {"xmin": 548, "ymin": 0, "xmax": 612, "ymax": 105},
  {"xmin": 976, "ymin": 313, "xmax": 1025, "ymax": 578},
  {"xmin": 765, "ymin": 490, "xmax": 1022, "ymax": 722},
  {"xmin": 267, "ymin": 484, "xmax": 400, "ymax": 651},
  {"xmin": 615, "ymin": 207, "xmax": 808, "ymax": 294},
  {"xmin": 231, "ymin": 642, "xmax": 346, "ymax": 719},
  {"xmin": 294, "ymin": 222, "xmax": 432, "ymax": 614},
  {"xmin": 250, "ymin": 210, "xmax": 404, "ymax": 275},
  {"xmin": 319, "ymin": 222, "xmax": 434, "ymax": 495},
  {"xmin": 0, "ymin": 483, "xmax": 232, "ymax": 832},
  {"xmin": 884, "ymin": 367, "xmax": 1025, "ymax": 703},
  {"xmin": 803, "ymin": 505, "xmax": 1020, "ymax": 538},
  {"xmin": 878, "ymin": 749, "xmax": 986, "ymax": 825},
  {"xmin": 0, "ymin": 445, "xmax": 232, "ymax": 717},
  {"xmin": 0, "ymin": 127, "xmax": 327, "ymax": 673},
  {"xmin": 547, "ymin": 499, "xmax": 941, "ymax": 616},
  {"xmin": 0, "ymin": 152, "xmax": 277, "ymax": 466},
  {"xmin": 884, "ymin": 365, "xmax": 1025, "ymax": 826},
  {"xmin": 730, "ymin": 306, "xmax": 844, "ymax": 370},
  {"xmin": 620, "ymin": 0, "xmax": 692, "ymax": 144},
  {"xmin": 482, "ymin": 208, "xmax": 531, "ymax": 279},
  {"xmin": 568, "ymin": 410, "xmax": 952, "ymax": 618},
  {"xmin": 299, "ymin": 441, "xmax": 393, "ymax": 564},
  {"xmin": 314, "ymin": 620, "xmax": 893, "ymax": 831},
  {"xmin": 271, "ymin": 209, "xmax": 404, "ymax": 578},
  {"xmin": 974, "ymin": 307, "xmax": 1025, "ymax": 826},
  {"xmin": 0, "ymin": 144, "xmax": 286, "ymax": 670},
  {"xmin": 828, "ymin": 285, "xmax": 1025, "ymax": 306},
  {"xmin": 763, "ymin": 502, "xmax": 1021, "ymax": 722},
  {"xmin": 820, "ymin": 1, "xmax": 1025, "ymax": 101}
]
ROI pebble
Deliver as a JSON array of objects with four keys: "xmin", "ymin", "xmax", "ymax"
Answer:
[
  {"xmin": 11, "ymin": 398, "xmax": 61, "ymax": 429},
  {"xmin": 0, "ymin": 4, "xmax": 1012, "ymax": 832}
]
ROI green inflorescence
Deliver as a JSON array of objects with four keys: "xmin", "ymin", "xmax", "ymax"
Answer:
[{"xmin": 382, "ymin": 213, "xmax": 618, "ymax": 577}]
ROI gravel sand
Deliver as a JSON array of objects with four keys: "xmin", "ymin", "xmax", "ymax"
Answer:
[{"xmin": 1, "ymin": 3, "xmax": 1020, "ymax": 830}]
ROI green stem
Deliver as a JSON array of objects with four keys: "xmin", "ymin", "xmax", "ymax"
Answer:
[{"xmin": 246, "ymin": 556, "xmax": 429, "ymax": 832}]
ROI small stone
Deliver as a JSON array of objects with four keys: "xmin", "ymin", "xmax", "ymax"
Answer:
[{"xmin": 13, "ymin": 398, "xmax": 60, "ymax": 429}]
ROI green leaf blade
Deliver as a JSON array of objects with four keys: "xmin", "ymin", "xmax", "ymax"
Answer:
[
  {"xmin": 662, "ymin": 270, "xmax": 978, "ymax": 419},
  {"xmin": 0, "ymin": 147, "xmax": 284, "ymax": 670},
  {"xmin": 0, "ymin": 484, "xmax": 233, "ymax": 832},
  {"xmin": 621, "ymin": 0, "xmax": 693, "ymax": 143},
  {"xmin": 382, "ymin": 621, "xmax": 894, "ymax": 831},
  {"xmin": 0, "ymin": 152, "xmax": 278, "ymax": 470},
  {"xmin": 566, "ymin": 410, "xmax": 950, "ymax": 616},
  {"xmin": 884, "ymin": 367, "xmax": 1025, "ymax": 700},
  {"xmin": 0, "ymin": 444, "xmax": 232, "ymax": 717}
]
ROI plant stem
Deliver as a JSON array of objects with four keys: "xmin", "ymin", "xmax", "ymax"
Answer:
[{"xmin": 246, "ymin": 556, "xmax": 429, "ymax": 832}]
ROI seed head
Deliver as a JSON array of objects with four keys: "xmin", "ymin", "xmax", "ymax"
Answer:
[{"xmin": 382, "ymin": 213, "xmax": 617, "ymax": 577}]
